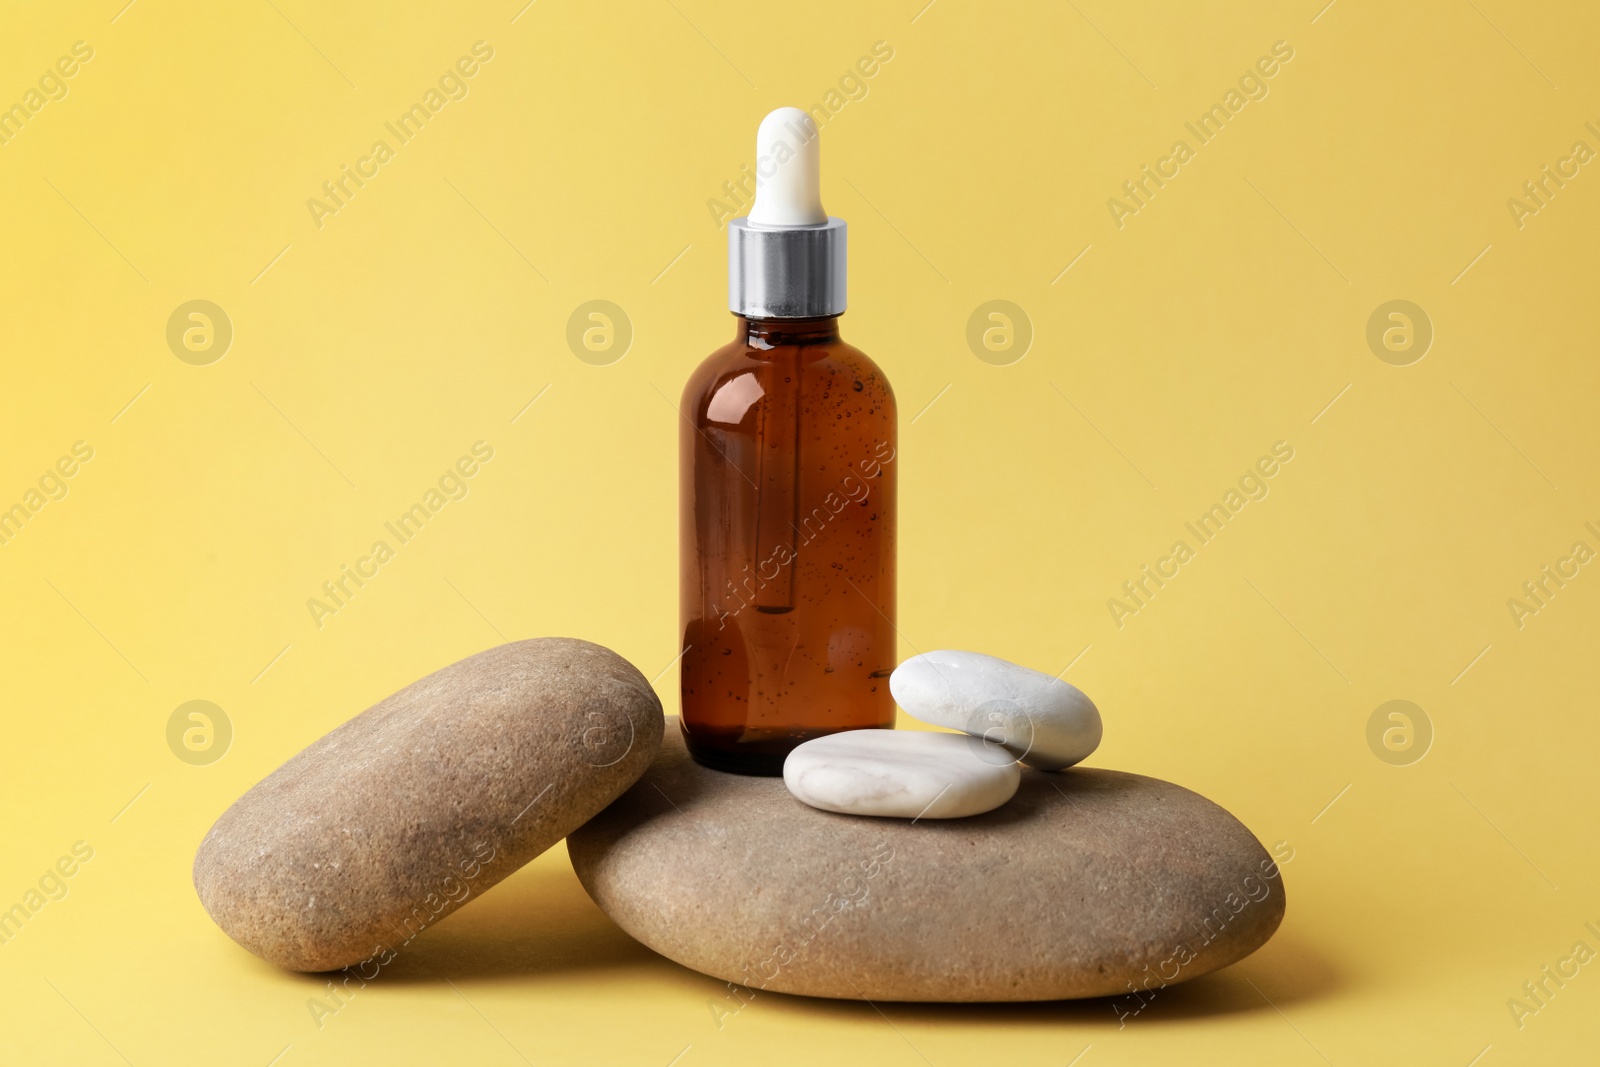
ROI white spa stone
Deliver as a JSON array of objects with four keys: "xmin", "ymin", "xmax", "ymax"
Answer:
[
  {"xmin": 890, "ymin": 650, "xmax": 1102, "ymax": 771},
  {"xmin": 782, "ymin": 729, "xmax": 1021, "ymax": 819}
]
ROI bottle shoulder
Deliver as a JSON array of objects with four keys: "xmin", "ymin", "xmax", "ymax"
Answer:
[{"xmin": 682, "ymin": 335, "xmax": 896, "ymax": 414}]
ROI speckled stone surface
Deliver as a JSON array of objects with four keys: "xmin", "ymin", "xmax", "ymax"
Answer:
[
  {"xmin": 194, "ymin": 638, "xmax": 662, "ymax": 972},
  {"xmin": 570, "ymin": 722, "xmax": 1285, "ymax": 1001}
]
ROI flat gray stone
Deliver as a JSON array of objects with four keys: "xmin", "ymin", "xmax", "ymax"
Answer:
[
  {"xmin": 194, "ymin": 638, "xmax": 663, "ymax": 972},
  {"xmin": 570, "ymin": 722, "xmax": 1285, "ymax": 1001}
]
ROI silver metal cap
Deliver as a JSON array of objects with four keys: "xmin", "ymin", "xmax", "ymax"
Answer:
[{"xmin": 728, "ymin": 216, "xmax": 847, "ymax": 319}]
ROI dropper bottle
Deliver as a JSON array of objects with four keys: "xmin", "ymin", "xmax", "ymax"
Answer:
[{"xmin": 679, "ymin": 107, "xmax": 898, "ymax": 775}]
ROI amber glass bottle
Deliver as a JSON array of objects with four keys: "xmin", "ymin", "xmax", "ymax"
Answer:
[{"xmin": 679, "ymin": 313, "xmax": 896, "ymax": 774}]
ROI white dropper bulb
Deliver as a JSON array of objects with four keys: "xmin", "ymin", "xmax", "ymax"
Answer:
[{"xmin": 748, "ymin": 107, "xmax": 826, "ymax": 228}]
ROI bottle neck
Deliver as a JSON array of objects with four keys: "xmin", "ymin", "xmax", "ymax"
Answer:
[{"xmin": 737, "ymin": 315, "xmax": 841, "ymax": 349}]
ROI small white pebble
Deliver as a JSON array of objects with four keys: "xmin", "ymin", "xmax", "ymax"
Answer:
[
  {"xmin": 890, "ymin": 650, "xmax": 1102, "ymax": 771},
  {"xmin": 783, "ymin": 730, "xmax": 1020, "ymax": 819}
]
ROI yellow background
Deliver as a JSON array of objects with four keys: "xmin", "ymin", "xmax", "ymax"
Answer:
[{"xmin": 2, "ymin": 0, "xmax": 1597, "ymax": 1063}]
